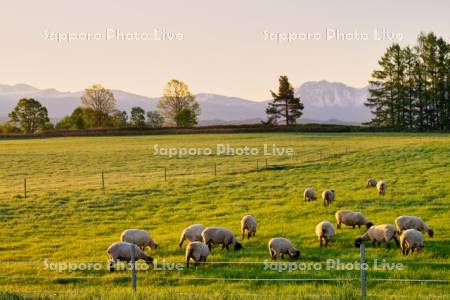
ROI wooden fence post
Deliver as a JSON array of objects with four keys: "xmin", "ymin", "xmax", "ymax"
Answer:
[
  {"xmin": 360, "ymin": 242, "xmax": 367, "ymax": 300},
  {"xmin": 24, "ymin": 178, "xmax": 27, "ymax": 198},
  {"xmin": 256, "ymin": 159, "xmax": 259, "ymax": 171},
  {"xmin": 101, "ymin": 171, "xmax": 105, "ymax": 190},
  {"xmin": 164, "ymin": 167, "xmax": 167, "ymax": 181},
  {"xmin": 130, "ymin": 245, "xmax": 137, "ymax": 292},
  {"xmin": 265, "ymin": 158, "xmax": 268, "ymax": 169},
  {"xmin": 214, "ymin": 163, "xmax": 217, "ymax": 176}
]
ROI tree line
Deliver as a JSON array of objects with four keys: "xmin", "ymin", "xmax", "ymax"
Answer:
[
  {"xmin": 1, "ymin": 79, "xmax": 200, "ymax": 133},
  {"xmin": 365, "ymin": 32, "xmax": 450, "ymax": 130}
]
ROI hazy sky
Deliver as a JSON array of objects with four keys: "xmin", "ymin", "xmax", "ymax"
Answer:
[{"xmin": 1, "ymin": 0, "xmax": 449, "ymax": 100}]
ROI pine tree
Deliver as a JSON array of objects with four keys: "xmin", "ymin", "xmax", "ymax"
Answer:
[{"xmin": 265, "ymin": 76, "xmax": 304, "ymax": 126}]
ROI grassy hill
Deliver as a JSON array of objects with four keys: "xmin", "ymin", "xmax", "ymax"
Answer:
[{"xmin": 0, "ymin": 133, "xmax": 449, "ymax": 299}]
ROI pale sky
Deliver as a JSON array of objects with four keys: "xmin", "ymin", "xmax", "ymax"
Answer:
[{"xmin": 1, "ymin": 0, "xmax": 449, "ymax": 100}]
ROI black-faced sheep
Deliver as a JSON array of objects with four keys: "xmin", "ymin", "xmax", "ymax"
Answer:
[
  {"xmin": 120, "ymin": 229, "xmax": 158, "ymax": 251},
  {"xmin": 335, "ymin": 210, "xmax": 374, "ymax": 230},
  {"xmin": 395, "ymin": 216, "xmax": 434, "ymax": 237},
  {"xmin": 322, "ymin": 190, "xmax": 335, "ymax": 206},
  {"xmin": 304, "ymin": 188, "xmax": 317, "ymax": 202},
  {"xmin": 268, "ymin": 238, "xmax": 300, "ymax": 260},
  {"xmin": 377, "ymin": 180, "xmax": 387, "ymax": 195},
  {"xmin": 179, "ymin": 224, "xmax": 205, "ymax": 248},
  {"xmin": 201, "ymin": 227, "xmax": 243, "ymax": 251},
  {"xmin": 107, "ymin": 242, "xmax": 153, "ymax": 272},
  {"xmin": 315, "ymin": 221, "xmax": 335, "ymax": 247},
  {"xmin": 400, "ymin": 229, "xmax": 424, "ymax": 256},
  {"xmin": 185, "ymin": 241, "xmax": 209, "ymax": 268},
  {"xmin": 354, "ymin": 224, "xmax": 400, "ymax": 249},
  {"xmin": 366, "ymin": 178, "xmax": 377, "ymax": 188},
  {"xmin": 241, "ymin": 215, "xmax": 257, "ymax": 239}
]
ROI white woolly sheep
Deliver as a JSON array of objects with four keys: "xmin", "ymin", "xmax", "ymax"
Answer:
[
  {"xmin": 304, "ymin": 187, "xmax": 317, "ymax": 202},
  {"xmin": 315, "ymin": 221, "xmax": 335, "ymax": 247},
  {"xmin": 179, "ymin": 224, "xmax": 205, "ymax": 248},
  {"xmin": 335, "ymin": 210, "xmax": 374, "ymax": 230},
  {"xmin": 120, "ymin": 229, "xmax": 158, "ymax": 251},
  {"xmin": 268, "ymin": 238, "xmax": 300, "ymax": 260},
  {"xmin": 377, "ymin": 180, "xmax": 387, "ymax": 195},
  {"xmin": 400, "ymin": 229, "xmax": 424, "ymax": 256},
  {"xmin": 322, "ymin": 190, "xmax": 335, "ymax": 206},
  {"xmin": 241, "ymin": 215, "xmax": 257, "ymax": 239},
  {"xmin": 355, "ymin": 224, "xmax": 400, "ymax": 249},
  {"xmin": 185, "ymin": 241, "xmax": 209, "ymax": 268},
  {"xmin": 201, "ymin": 227, "xmax": 243, "ymax": 251},
  {"xmin": 395, "ymin": 216, "xmax": 434, "ymax": 237},
  {"xmin": 366, "ymin": 178, "xmax": 377, "ymax": 188},
  {"xmin": 107, "ymin": 242, "xmax": 153, "ymax": 272}
]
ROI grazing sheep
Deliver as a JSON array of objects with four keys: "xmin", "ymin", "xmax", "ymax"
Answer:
[
  {"xmin": 322, "ymin": 190, "xmax": 335, "ymax": 206},
  {"xmin": 268, "ymin": 238, "xmax": 300, "ymax": 260},
  {"xmin": 201, "ymin": 227, "xmax": 243, "ymax": 251},
  {"xmin": 304, "ymin": 187, "xmax": 317, "ymax": 202},
  {"xmin": 241, "ymin": 215, "xmax": 257, "ymax": 239},
  {"xmin": 179, "ymin": 224, "xmax": 205, "ymax": 248},
  {"xmin": 185, "ymin": 241, "xmax": 209, "ymax": 268},
  {"xmin": 354, "ymin": 224, "xmax": 400, "ymax": 249},
  {"xmin": 377, "ymin": 180, "xmax": 387, "ymax": 195},
  {"xmin": 335, "ymin": 210, "xmax": 374, "ymax": 230},
  {"xmin": 366, "ymin": 178, "xmax": 377, "ymax": 188},
  {"xmin": 315, "ymin": 221, "xmax": 335, "ymax": 247},
  {"xmin": 395, "ymin": 216, "xmax": 434, "ymax": 237},
  {"xmin": 107, "ymin": 242, "xmax": 153, "ymax": 272},
  {"xmin": 120, "ymin": 229, "xmax": 158, "ymax": 251},
  {"xmin": 400, "ymin": 229, "xmax": 424, "ymax": 256}
]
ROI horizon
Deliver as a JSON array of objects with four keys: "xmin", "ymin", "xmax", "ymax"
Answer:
[{"xmin": 1, "ymin": 0, "xmax": 449, "ymax": 100}]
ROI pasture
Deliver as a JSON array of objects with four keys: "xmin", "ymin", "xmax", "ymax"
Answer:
[{"xmin": 0, "ymin": 133, "xmax": 449, "ymax": 299}]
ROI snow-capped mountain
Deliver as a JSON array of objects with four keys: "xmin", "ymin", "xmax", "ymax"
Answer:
[{"xmin": 0, "ymin": 81, "xmax": 371, "ymax": 124}]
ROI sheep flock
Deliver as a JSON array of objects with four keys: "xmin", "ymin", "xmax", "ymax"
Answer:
[{"xmin": 107, "ymin": 178, "xmax": 434, "ymax": 270}]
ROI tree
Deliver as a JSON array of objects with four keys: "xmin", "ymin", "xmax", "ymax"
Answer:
[
  {"xmin": 146, "ymin": 111, "xmax": 164, "ymax": 128},
  {"xmin": 81, "ymin": 84, "xmax": 116, "ymax": 127},
  {"xmin": 8, "ymin": 98, "xmax": 51, "ymax": 133},
  {"xmin": 265, "ymin": 76, "xmax": 304, "ymax": 126},
  {"xmin": 55, "ymin": 107, "xmax": 96, "ymax": 129},
  {"xmin": 130, "ymin": 107, "xmax": 146, "ymax": 128},
  {"xmin": 110, "ymin": 110, "xmax": 128, "ymax": 128},
  {"xmin": 175, "ymin": 108, "xmax": 197, "ymax": 127},
  {"xmin": 158, "ymin": 79, "xmax": 200, "ymax": 127}
]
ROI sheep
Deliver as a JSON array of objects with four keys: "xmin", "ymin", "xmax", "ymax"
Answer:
[
  {"xmin": 241, "ymin": 215, "xmax": 257, "ymax": 239},
  {"xmin": 395, "ymin": 216, "xmax": 434, "ymax": 237},
  {"xmin": 201, "ymin": 227, "xmax": 243, "ymax": 251},
  {"xmin": 400, "ymin": 229, "xmax": 424, "ymax": 256},
  {"xmin": 354, "ymin": 224, "xmax": 400, "ymax": 249},
  {"xmin": 107, "ymin": 242, "xmax": 153, "ymax": 272},
  {"xmin": 335, "ymin": 210, "xmax": 374, "ymax": 230},
  {"xmin": 377, "ymin": 180, "xmax": 387, "ymax": 195},
  {"xmin": 185, "ymin": 241, "xmax": 209, "ymax": 268},
  {"xmin": 179, "ymin": 224, "xmax": 205, "ymax": 248},
  {"xmin": 304, "ymin": 187, "xmax": 317, "ymax": 202},
  {"xmin": 268, "ymin": 238, "xmax": 300, "ymax": 260},
  {"xmin": 322, "ymin": 190, "xmax": 335, "ymax": 206},
  {"xmin": 315, "ymin": 221, "xmax": 335, "ymax": 247},
  {"xmin": 366, "ymin": 178, "xmax": 377, "ymax": 188},
  {"xmin": 120, "ymin": 229, "xmax": 158, "ymax": 251}
]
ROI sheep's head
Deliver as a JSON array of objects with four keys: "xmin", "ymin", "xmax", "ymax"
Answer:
[
  {"xmin": 144, "ymin": 255, "xmax": 154, "ymax": 265},
  {"xmin": 366, "ymin": 222, "xmax": 374, "ymax": 229},
  {"xmin": 354, "ymin": 238, "xmax": 363, "ymax": 248},
  {"xmin": 150, "ymin": 242, "xmax": 158, "ymax": 251},
  {"xmin": 428, "ymin": 229, "xmax": 434, "ymax": 238},
  {"xmin": 234, "ymin": 241, "xmax": 243, "ymax": 251},
  {"xmin": 312, "ymin": 196, "xmax": 317, "ymax": 200},
  {"xmin": 289, "ymin": 249, "xmax": 300, "ymax": 259}
]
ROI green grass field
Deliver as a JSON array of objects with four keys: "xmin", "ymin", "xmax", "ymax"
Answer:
[{"xmin": 0, "ymin": 133, "xmax": 449, "ymax": 299}]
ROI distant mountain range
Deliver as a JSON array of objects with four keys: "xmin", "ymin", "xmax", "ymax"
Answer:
[{"xmin": 0, "ymin": 81, "xmax": 372, "ymax": 125}]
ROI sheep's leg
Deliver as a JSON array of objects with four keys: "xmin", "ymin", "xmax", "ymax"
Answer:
[
  {"xmin": 206, "ymin": 241, "xmax": 212, "ymax": 251},
  {"xmin": 225, "ymin": 244, "xmax": 230, "ymax": 251},
  {"xmin": 320, "ymin": 237, "xmax": 323, "ymax": 247},
  {"xmin": 372, "ymin": 240, "xmax": 376, "ymax": 247},
  {"xmin": 325, "ymin": 238, "xmax": 329, "ymax": 247},
  {"xmin": 221, "ymin": 243, "xmax": 225, "ymax": 251},
  {"xmin": 352, "ymin": 225, "xmax": 355, "ymax": 229},
  {"xmin": 248, "ymin": 232, "xmax": 251, "ymax": 240},
  {"xmin": 242, "ymin": 230, "xmax": 245, "ymax": 239},
  {"xmin": 281, "ymin": 253, "xmax": 284, "ymax": 259},
  {"xmin": 186, "ymin": 256, "xmax": 190, "ymax": 269},
  {"xmin": 337, "ymin": 222, "xmax": 341, "ymax": 229},
  {"xmin": 393, "ymin": 237, "xmax": 400, "ymax": 248}
]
